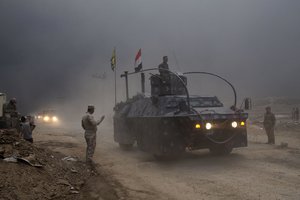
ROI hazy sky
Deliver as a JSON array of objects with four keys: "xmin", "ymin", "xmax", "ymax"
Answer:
[{"xmin": 0, "ymin": 0, "xmax": 299, "ymax": 113}]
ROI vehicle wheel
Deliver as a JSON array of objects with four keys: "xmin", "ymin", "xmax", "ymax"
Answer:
[
  {"xmin": 209, "ymin": 144, "xmax": 233, "ymax": 156},
  {"xmin": 153, "ymin": 139, "xmax": 185, "ymax": 161},
  {"xmin": 136, "ymin": 134, "xmax": 144, "ymax": 150},
  {"xmin": 119, "ymin": 143, "xmax": 134, "ymax": 150}
]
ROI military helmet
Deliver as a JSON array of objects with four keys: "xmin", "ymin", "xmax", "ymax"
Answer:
[
  {"xmin": 88, "ymin": 105, "xmax": 94, "ymax": 109},
  {"xmin": 10, "ymin": 98, "xmax": 17, "ymax": 103},
  {"xmin": 87, "ymin": 105, "xmax": 95, "ymax": 112}
]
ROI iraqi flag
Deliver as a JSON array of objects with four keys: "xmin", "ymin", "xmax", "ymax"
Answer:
[
  {"xmin": 110, "ymin": 47, "xmax": 116, "ymax": 71},
  {"xmin": 134, "ymin": 48, "xmax": 142, "ymax": 72}
]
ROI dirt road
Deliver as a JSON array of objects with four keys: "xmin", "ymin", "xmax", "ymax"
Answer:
[{"xmin": 35, "ymin": 123, "xmax": 300, "ymax": 200}]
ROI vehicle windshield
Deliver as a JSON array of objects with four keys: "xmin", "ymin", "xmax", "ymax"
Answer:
[
  {"xmin": 190, "ymin": 97, "xmax": 223, "ymax": 108},
  {"xmin": 42, "ymin": 110, "xmax": 56, "ymax": 116},
  {"xmin": 166, "ymin": 97, "xmax": 223, "ymax": 108}
]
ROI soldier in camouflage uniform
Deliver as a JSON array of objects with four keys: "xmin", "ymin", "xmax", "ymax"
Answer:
[
  {"xmin": 263, "ymin": 106, "xmax": 276, "ymax": 144},
  {"xmin": 4, "ymin": 98, "xmax": 17, "ymax": 113},
  {"xmin": 82, "ymin": 105, "xmax": 105, "ymax": 165},
  {"xmin": 3, "ymin": 98, "xmax": 20, "ymax": 129},
  {"xmin": 158, "ymin": 56, "xmax": 169, "ymax": 78}
]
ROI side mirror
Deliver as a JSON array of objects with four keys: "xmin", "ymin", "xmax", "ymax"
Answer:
[{"xmin": 244, "ymin": 98, "xmax": 252, "ymax": 110}]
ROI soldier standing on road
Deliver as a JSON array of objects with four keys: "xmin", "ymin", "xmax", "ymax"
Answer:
[
  {"xmin": 81, "ymin": 105, "xmax": 105, "ymax": 165},
  {"xmin": 263, "ymin": 106, "xmax": 276, "ymax": 144},
  {"xmin": 292, "ymin": 107, "xmax": 295, "ymax": 121}
]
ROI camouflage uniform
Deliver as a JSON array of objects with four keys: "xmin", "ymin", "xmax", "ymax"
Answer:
[
  {"xmin": 158, "ymin": 56, "xmax": 170, "ymax": 79},
  {"xmin": 158, "ymin": 62, "xmax": 169, "ymax": 76},
  {"xmin": 263, "ymin": 108, "xmax": 276, "ymax": 144},
  {"xmin": 3, "ymin": 102, "xmax": 17, "ymax": 113},
  {"xmin": 82, "ymin": 112, "xmax": 102, "ymax": 163}
]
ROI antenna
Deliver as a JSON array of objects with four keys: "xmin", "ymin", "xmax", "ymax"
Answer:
[{"xmin": 172, "ymin": 50, "xmax": 182, "ymax": 72}]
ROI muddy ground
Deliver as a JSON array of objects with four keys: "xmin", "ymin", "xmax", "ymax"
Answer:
[
  {"xmin": 0, "ymin": 129, "xmax": 127, "ymax": 200},
  {"xmin": 32, "ymin": 122, "xmax": 299, "ymax": 199}
]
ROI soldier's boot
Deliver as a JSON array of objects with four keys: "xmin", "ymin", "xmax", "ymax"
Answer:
[{"xmin": 86, "ymin": 158, "xmax": 98, "ymax": 174}]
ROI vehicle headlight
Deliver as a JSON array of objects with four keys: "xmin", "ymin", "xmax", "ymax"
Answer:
[
  {"xmin": 43, "ymin": 116, "xmax": 49, "ymax": 122},
  {"xmin": 195, "ymin": 123, "xmax": 201, "ymax": 129},
  {"xmin": 231, "ymin": 121, "xmax": 238, "ymax": 128},
  {"xmin": 205, "ymin": 122, "xmax": 212, "ymax": 130},
  {"xmin": 52, "ymin": 116, "xmax": 58, "ymax": 122},
  {"xmin": 240, "ymin": 121, "xmax": 245, "ymax": 126}
]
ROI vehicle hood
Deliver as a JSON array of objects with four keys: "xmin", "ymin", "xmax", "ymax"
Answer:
[{"xmin": 190, "ymin": 107, "xmax": 248, "ymax": 120}]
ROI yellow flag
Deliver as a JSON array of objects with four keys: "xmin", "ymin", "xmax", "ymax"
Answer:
[{"xmin": 110, "ymin": 48, "xmax": 116, "ymax": 71}]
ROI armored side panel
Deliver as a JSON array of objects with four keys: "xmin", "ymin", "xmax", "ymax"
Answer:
[{"xmin": 113, "ymin": 103, "xmax": 136, "ymax": 145}]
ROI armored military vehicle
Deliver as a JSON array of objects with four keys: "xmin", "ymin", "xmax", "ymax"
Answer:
[
  {"xmin": 36, "ymin": 109, "xmax": 59, "ymax": 124},
  {"xmin": 113, "ymin": 69, "xmax": 248, "ymax": 159}
]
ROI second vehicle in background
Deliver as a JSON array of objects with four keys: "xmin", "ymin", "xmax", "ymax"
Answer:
[{"xmin": 36, "ymin": 109, "xmax": 59, "ymax": 124}]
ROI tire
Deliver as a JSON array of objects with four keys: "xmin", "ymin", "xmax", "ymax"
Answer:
[
  {"xmin": 136, "ymin": 134, "xmax": 144, "ymax": 151},
  {"xmin": 119, "ymin": 143, "xmax": 134, "ymax": 150},
  {"xmin": 153, "ymin": 138, "xmax": 185, "ymax": 161}
]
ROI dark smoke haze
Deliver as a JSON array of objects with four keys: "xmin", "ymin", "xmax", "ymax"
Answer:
[{"xmin": 1, "ymin": 0, "xmax": 300, "ymax": 117}]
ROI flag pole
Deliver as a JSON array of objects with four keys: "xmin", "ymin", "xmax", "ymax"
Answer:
[
  {"xmin": 114, "ymin": 59, "xmax": 117, "ymax": 106},
  {"xmin": 111, "ymin": 47, "xmax": 117, "ymax": 106}
]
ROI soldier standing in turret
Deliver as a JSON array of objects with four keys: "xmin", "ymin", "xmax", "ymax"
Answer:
[
  {"xmin": 158, "ymin": 56, "xmax": 169, "ymax": 78},
  {"xmin": 263, "ymin": 106, "xmax": 276, "ymax": 144}
]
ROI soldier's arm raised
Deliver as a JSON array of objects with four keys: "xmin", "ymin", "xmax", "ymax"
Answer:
[{"xmin": 97, "ymin": 115, "xmax": 105, "ymax": 125}]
